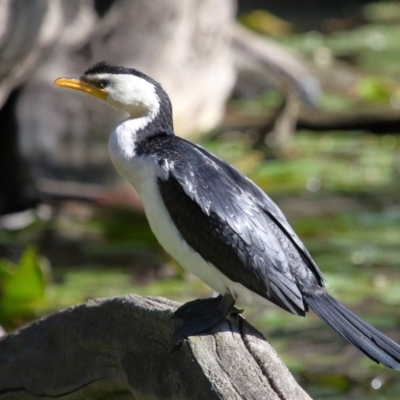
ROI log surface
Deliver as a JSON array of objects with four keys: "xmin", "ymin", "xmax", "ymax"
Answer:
[{"xmin": 0, "ymin": 295, "xmax": 312, "ymax": 400}]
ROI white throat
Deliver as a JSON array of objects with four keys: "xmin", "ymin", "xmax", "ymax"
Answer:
[
  {"xmin": 109, "ymin": 117, "xmax": 149, "ymax": 159},
  {"xmin": 108, "ymin": 89, "xmax": 161, "ymax": 159}
]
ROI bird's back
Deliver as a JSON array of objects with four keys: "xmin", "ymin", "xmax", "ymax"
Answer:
[{"xmin": 136, "ymin": 135, "xmax": 326, "ymax": 315}]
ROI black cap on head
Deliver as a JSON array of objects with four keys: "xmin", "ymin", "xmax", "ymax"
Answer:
[{"xmin": 82, "ymin": 61, "xmax": 157, "ymax": 85}]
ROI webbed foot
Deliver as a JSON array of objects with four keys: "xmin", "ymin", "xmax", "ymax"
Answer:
[
  {"xmin": 171, "ymin": 293, "xmax": 236, "ymax": 348},
  {"xmin": 173, "ymin": 295, "xmax": 223, "ymax": 319}
]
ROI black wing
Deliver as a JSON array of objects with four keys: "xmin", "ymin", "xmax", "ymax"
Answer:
[
  {"xmin": 143, "ymin": 136, "xmax": 323, "ymax": 315},
  {"xmin": 190, "ymin": 141, "xmax": 326, "ymax": 287}
]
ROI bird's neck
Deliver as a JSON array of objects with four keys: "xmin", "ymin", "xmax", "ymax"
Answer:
[
  {"xmin": 109, "ymin": 105, "xmax": 174, "ymax": 160},
  {"xmin": 108, "ymin": 108, "xmax": 174, "ymax": 194}
]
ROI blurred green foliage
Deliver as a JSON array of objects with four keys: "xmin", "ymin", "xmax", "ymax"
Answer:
[
  {"xmin": 357, "ymin": 77, "xmax": 393, "ymax": 103},
  {"xmin": 364, "ymin": 1, "xmax": 400, "ymax": 23},
  {"xmin": 239, "ymin": 9, "xmax": 292, "ymax": 35},
  {"xmin": 0, "ymin": 246, "xmax": 50, "ymax": 328}
]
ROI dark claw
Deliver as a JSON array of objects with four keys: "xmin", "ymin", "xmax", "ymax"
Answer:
[
  {"xmin": 172, "ymin": 309, "xmax": 227, "ymax": 347},
  {"xmin": 171, "ymin": 294, "xmax": 237, "ymax": 349},
  {"xmin": 173, "ymin": 296, "xmax": 222, "ymax": 319}
]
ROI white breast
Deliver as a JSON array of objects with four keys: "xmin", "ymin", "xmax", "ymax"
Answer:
[{"xmin": 108, "ymin": 121, "xmax": 258, "ymax": 303}]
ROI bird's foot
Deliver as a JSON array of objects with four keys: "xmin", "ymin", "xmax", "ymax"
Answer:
[
  {"xmin": 171, "ymin": 294, "xmax": 236, "ymax": 348},
  {"xmin": 173, "ymin": 295, "xmax": 223, "ymax": 319}
]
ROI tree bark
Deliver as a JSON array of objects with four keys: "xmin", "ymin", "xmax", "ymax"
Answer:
[{"xmin": 0, "ymin": 295, "xmax": 311, "ymax": 400}]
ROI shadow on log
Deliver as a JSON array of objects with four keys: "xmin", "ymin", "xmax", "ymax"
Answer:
[{"xmin": 0, "ymin": 295, "xmax": 311, "ymax": 400}]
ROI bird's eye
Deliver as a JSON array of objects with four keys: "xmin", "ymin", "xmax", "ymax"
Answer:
[{"xmin": 98, "ymin": 79, "xmax": 110, "ymax": 88}]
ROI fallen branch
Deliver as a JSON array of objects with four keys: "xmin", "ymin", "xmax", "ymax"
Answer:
[
  {"xmin": 0, "ymin": 295, "xmax": 311, "ymax": 400},
  {"xmin": 223, "ymin": 107, "xmax": 400, "ymax": 137}
]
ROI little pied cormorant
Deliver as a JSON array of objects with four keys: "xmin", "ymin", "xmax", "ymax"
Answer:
[{"xmin": 54, "ymin": 62, "xmax": 400, "ymax": 369}]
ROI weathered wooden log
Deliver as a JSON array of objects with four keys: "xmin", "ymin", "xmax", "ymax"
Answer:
[{"xmin": 0, "ymin": 295, "xmax": 311, "ymax": 400}]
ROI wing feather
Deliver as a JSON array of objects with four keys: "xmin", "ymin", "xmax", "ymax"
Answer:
[
  {"xmin": 190, "ymin": 140, "xmax": 326, "ymax": 287},
  {"xmin": 143, "ymin": 136, "xmax": 308, "ymax": 315}
]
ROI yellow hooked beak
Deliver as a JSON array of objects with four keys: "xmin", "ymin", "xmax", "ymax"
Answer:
[{"xmin": 53, "ymin": 77, "xmax": 108, "ymax": 100}]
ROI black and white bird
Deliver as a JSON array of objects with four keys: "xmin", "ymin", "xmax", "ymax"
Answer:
[{"xmin": 54, "ymin": 62, "xmax": 400, "ymax": 369}]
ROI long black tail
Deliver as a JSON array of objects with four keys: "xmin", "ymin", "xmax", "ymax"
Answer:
[{"xmin": 304, "ymin": 292, "xmax": 400, "ymax": 369}]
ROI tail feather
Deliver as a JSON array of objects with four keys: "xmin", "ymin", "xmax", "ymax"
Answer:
[{"xmin": 304, "ymin": 292, "xmax": 400, "ymax": 369}]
